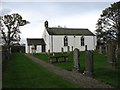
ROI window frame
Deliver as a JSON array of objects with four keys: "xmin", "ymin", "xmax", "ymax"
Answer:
[
  {"xmin": 81, "ymin": 36, "xmax": 84, "ymax": 46},
  {"xmin": 64, "ymin": 36, "xmax": 68, "ymax": 46}
]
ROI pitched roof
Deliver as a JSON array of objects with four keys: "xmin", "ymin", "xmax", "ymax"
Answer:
[
  {"xmin": 46, "ymin": 27, "xmax": 95, "ymax": 36},
  {"xmin": 27, "ymin": 38, "xmax": 46, "ymax": 45}
]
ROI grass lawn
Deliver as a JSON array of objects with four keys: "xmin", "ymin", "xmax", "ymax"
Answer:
[
  {"xmin": 34, "ymin": 51, "xmax": 120, "ymax": 88},
  {"xmin": 2, "ymin": 53, "xmax": 78, "ymax": 88}
]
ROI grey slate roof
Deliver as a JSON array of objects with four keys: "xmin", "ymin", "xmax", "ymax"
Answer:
[
  {"xmin": 47, "ymin": 27, "xmax": 95, "ymax": 36},
  {"xmin": 27, "ymin": 38, "xmax": 46, "ymax": 45}
]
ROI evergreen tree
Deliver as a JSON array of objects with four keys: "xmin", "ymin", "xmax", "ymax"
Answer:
[{"xmin": 96, "ymin": 1, "xmax": 120, "ymax": 46}]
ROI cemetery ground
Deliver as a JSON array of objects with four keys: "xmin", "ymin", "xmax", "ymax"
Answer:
[
  {"xmin": 34, "ymin": 51, "xmax": 120, "ymax": 88},
  {"xmin": 2, "ymin": 51, "xmax": 119, "ymax": 88},
  {"xmin": 2, "ymin": 53, "xmax": 78, "ymax": 88}
]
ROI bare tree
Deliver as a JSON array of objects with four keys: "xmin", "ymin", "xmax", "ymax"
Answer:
[{"xmin": 0, "ymin": 13, "xmax": 29, "ymax": 46}]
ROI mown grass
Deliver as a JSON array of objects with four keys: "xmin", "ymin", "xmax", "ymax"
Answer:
[
  {"xmin": 34, "ymin": 51, "xmax": 120, "ymax": 88},
  {"xmin": 2, "ymin": 53, "xmax": 78, "ymax": 88}
]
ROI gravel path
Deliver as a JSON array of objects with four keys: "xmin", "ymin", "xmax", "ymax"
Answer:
[{"xmin": 24, "ymin": 54, "xmax": 113, "ymax": 88}]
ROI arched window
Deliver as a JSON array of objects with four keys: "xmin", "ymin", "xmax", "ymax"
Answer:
[
  {"xmin": 64, "ymin": 36, "xmax": 68, "ymax": 46},
  {"xmin": 81, "ymin": 36, "xmax": 84, "ymax": 46}
]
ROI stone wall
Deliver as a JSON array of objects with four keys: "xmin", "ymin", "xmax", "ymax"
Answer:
[
  {"xmin": 0, "ymin": 46, "xmax": 10, "ymax": 63},
  {"xmin": 97, "ymin": 40, "xmax": 118, "ymax": 58},
  {"xmin": 0, "ymin": 64, "xmax": 1, "ymax": 90},
  {"xmin": 0, "ymin": 46, "xmax": 10, "ymax": 89},
  {"xmin": 11, "ymin": 46, "xmax": 25, "ymax": 53}
]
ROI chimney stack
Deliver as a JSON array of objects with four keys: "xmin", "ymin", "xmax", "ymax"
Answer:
[{"xmin": 44, "ymin": 20, "xmax": 48, "ymax": 28}]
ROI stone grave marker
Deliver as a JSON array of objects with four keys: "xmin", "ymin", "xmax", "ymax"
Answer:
[
  {"xmin": 85, "ymin": 45, "xmax": 87, "ymax": 51},
  {"xmin": 99, "ymin": 46, "xmax": 102, "ymax": 54},
  {"xmin": 48, "ymin": 50, "xmax": 52, "ymax": 63},
  {"xmin": 48, "ymin": 49, "xmax": 50, "ymax": 55},
  {"xmin": 73, "ymin": 48, "xmax": 80, "ymax": 72},
  {"xmin": 83, "ymin": 50, "xmax": 94, "ymax": 78},
  {"xmin": 107, "ymin": 40, "xmax": 117, "ymax": 69},
  {"xmin": 67, "ymin": 46, "xmax": 70, "ymax": 52},
  {"xmin": 61, "ymin": 47, "xmax": 64, "ymax": 53},
  {"xmin": 72, "ymin": 46, "xmax": 73, "ymax": 51}
]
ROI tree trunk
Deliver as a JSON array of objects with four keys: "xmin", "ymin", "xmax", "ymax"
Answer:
[
  {"xmin": 117, "ymin": 25, "xmax": 120, "ymax": 56},
  {"xmin": 118, "ymin": 37, "xmax": 120, "ymax": 56}
]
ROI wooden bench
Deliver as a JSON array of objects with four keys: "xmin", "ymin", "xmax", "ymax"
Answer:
[{"xmin": 49, "ymin": 56, "xmax": 68, "ymax": 63}]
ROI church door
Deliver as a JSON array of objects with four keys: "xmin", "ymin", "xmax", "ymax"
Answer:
[{"xmin": 41, "ymin": 45, "xmax": 46, "ymax": 52}]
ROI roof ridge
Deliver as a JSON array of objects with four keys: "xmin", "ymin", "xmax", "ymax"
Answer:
[
  {"xmin": 46, "ymin": 27, "xmax": 95, "ymax": 36},
  {"xmin": 48, "ymin": 27, "xmax": 88, "ymax": 30},
  {"xmin": 27, "ymin": 38, "xmax": 43, "ymax": 40}
]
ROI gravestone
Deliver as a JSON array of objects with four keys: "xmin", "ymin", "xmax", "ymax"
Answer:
[
  {"xmin": 115, "ymin": 44, "xmax": 119, "ymax": 59},
  {"xmin": 61, "ymin": 48, "xmax": 64, "ymax": 53},
  {"xmin": 73, "ymin": 48, "xmax": 80, "ymax": 71},
  {"xmin": 105, "ymin": 45, "xmax": 108, "ymax": 56},
  {"xmin": 48, "ymin": 50, "xmax": 52, "ymax": 63},
  {"xmin": 48, "ymin": 49, "xmax": 50, "ymax": 55},
  {"xmin": 85, "ymin": 45, "xmax": 87, "ymax": 51},
  {"xmin": 72, "ymin": 46, "xmax": 73, "ymax": 51},
  {"xmin": 107, "ymin": 40, "xmax": 117, "ymax": 69},
  {"xmin": 67, "ymin": 46, "xmax": 70, "ymax": 52},
  {"xmin": 99, "ymin": 46, "xmax": 102, "ymax": 54},
  {"xmin": 83, "ymin": 50, "xmax": 94, "ymax": 78}
]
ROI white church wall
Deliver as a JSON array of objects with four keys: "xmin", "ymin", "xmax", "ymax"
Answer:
[
  {"xmin": 52, "ymin": 35, "xmax": 96, "ymax": 52},
  {"xmin": 68, "ymin": 36, "xmax": 74, "ymax": 51},
  {"xmin": 29, "ymin": 46, "xmax": 32, "ymax": 53},
  {"xmin": 25, "ymin": 41, "xmax": 28, "ymax": 53},
  {"xmin": 85, "ymin": 36, "xmax": 94, "ymax": 50},
  {"xmin": 42, "ymin": 28, "xmax": 50, "ymax": 52},
  {"xmin": 94, "ymin": 36, "xmax": 97, "ymax": 49},
  {"xmin": 53, "ymin": 35, "xmax": 64, "ymax": 52},
  {"xmin": 86, "ymin": 36, "xmax": 97, "ymax": 50}
]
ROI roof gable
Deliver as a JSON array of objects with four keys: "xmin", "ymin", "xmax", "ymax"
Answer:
[
  {"xmin": 27, "ymin": 38, "xmax": 46, "ymax": 45},
  {"xmin": 46, "ymin": 27, "xmax": 95, "ymax": 36}
]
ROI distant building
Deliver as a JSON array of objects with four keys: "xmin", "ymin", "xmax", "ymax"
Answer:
[
  {"xmin": 26, "ymin": 38, "xmax": 46, "ymax": 53},
  {"xmin": 26, "ymin": 21, "xmax": 97, "ymax": 53}
]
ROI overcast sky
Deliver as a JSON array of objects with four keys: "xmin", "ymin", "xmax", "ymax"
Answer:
[{"xmin": 0, "ymin": 0, "xmax": 119, "ymax": 43}]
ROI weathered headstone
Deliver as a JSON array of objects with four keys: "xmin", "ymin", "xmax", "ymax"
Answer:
[
  {"xmin": 49, "ymin": 58, "xmax": 52, "ymax": 63},
  {"xmin": 52, "ymin": 52, "xmax": 55, "ymax": 56},
  {"xmin": 99, "ymin": 46, "xmax": 102, "ymax": 54},
  {"xmin": 73, "ymin": 48, "xmax": 80, "ymax": 71},
  {"xmin": 61, "ymin": 48, "xmax": 64, "ymax": 53},
  {"xmin": 72, "ymin": 46, "xmax": 73, "ymax": 51},
  {"xmin": 115, "ymin": 44, "xmax": 119, "ymax": 59},
  {"xmin": 85, "ymin": 45, "xmax": 87, "ymax": 51},
  {"xmin": 48, "ymin": 49, "xmax": 50, "ymax": 55},
  {"xmin": 105, "ymin": 45, "xmax": 108, "ymax": 56},
  {"xmin": 107, "ymin": 40, "xmax": 117, "ymax": 69},
  {"xmin": 67, "ymin": 46, "xmax": 70, "ymax": 52},
  {"xmin": 48, "ymin": 50, "xmax": 52, "ymax": 63},
  {"xmin": 83, "ymin": 50, "xmax": 94, "ymax": 78}
]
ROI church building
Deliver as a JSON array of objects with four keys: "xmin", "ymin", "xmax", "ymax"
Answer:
[{"xmin": 26, "ymin": 21, "xmax": 97, "ymax": 53}]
